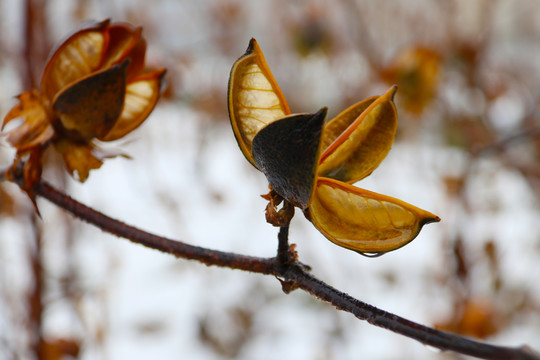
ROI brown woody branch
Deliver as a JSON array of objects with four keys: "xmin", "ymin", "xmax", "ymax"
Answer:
[{"xmin": 29, "ymin": 180, "xmax": 540, "ymax": 360}]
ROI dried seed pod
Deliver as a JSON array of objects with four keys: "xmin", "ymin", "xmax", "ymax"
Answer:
[
  {"xmin": 252, "ymin": 108, "xmax": 327, "ymax": 209},
  {"xmin": 308, "ymin": 177, "xmax": 440, "ymax": 254},
  {"xmin": 318, "ymin": 86, "xmax": 398, "ymax": 184},
  {"xmin": 228, "ymin": 38, "xmax": 440, "ymax": 255},
  {"xmin": 228, "ymin": 38, "xmax": 290, "ymax": 167}
]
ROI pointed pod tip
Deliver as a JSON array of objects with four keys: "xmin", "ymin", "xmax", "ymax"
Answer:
[
  {"xmin": 31, "ymin": 199, "xmax": 42, "ymax": 218},
  {"xmin": 422, "ymin": 213, "xmax": 441, "ymax": 226},
  {"xmin": 157, "ymin": 68, "xmax": 167, "ymax": 78},
  {"xmin": 133, "ymin": 26, "xmax": 143, "ymax": 38},
  {"xmin": 315, "ymin": 107, "xmax": 328, "ymax": 117},
  {"xmin": 95, "ymin": 18, "xmax": 111, "ymax": 31},
  {"xmin": 246, "ymin": 38, "xmax": 258, "ymax": 54},
  {"xmin": 118, "ymin": 58, "xmax": 131, "ymax": 70},
  {"xmin": 305, "ymin": 107, "xmax": 328, "ymax": 135},
  {"xmin": 157, "ymin": 68, "xmax": 168, "ymax": 88},
  {"xmin": 155, "ymin": 68, "xmax": 168, "ymax": 94},
  {"xmin": 382, "ymin": 85, "xmax": 398, "ymax": 102}
]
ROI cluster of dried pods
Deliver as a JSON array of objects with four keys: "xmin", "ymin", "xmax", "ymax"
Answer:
[{"xmin": 228, "ymin": 39, "xmax": 439, "ymax": 255}]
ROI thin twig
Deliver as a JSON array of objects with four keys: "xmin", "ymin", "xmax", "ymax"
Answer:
[
  {"xmin": 276, "ymin": 211, "xmax": 292, "ymax": 265},
  {"xmin": 34, "ymin": 181, "xmax": 276, "ymax": 274},
  {"xmin": 31, "ymin": 180, "xmax": 540, "ymax": 360},
  {"xmin": 285, "ymin": 265, "xmax": 539, "ymax": 360}
]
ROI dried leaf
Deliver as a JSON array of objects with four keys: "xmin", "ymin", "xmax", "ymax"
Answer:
[
  {"xmin": 4, "ymin": 147, "xmax": 43, "ymax": 210},
  {"xmin": 265, "ymin": 195, "xmax": 295, "ymax": 227},
  {"xmin": 2, "ymin": 90, "xmax": 54, "ymax": 150},
  {"xmin": 54, "ymin": 139, "xmax": 103, "ymax": 181}
]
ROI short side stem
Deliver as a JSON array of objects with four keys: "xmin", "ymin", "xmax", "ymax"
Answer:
[{"xmin": 277, "ymin": 223, "xmax": 290, "ymax": 265}]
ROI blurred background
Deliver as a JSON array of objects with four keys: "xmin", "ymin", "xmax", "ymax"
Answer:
[{"xmin": 1, "ymin": 0, "xmax": 540, "ymax": 359}]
